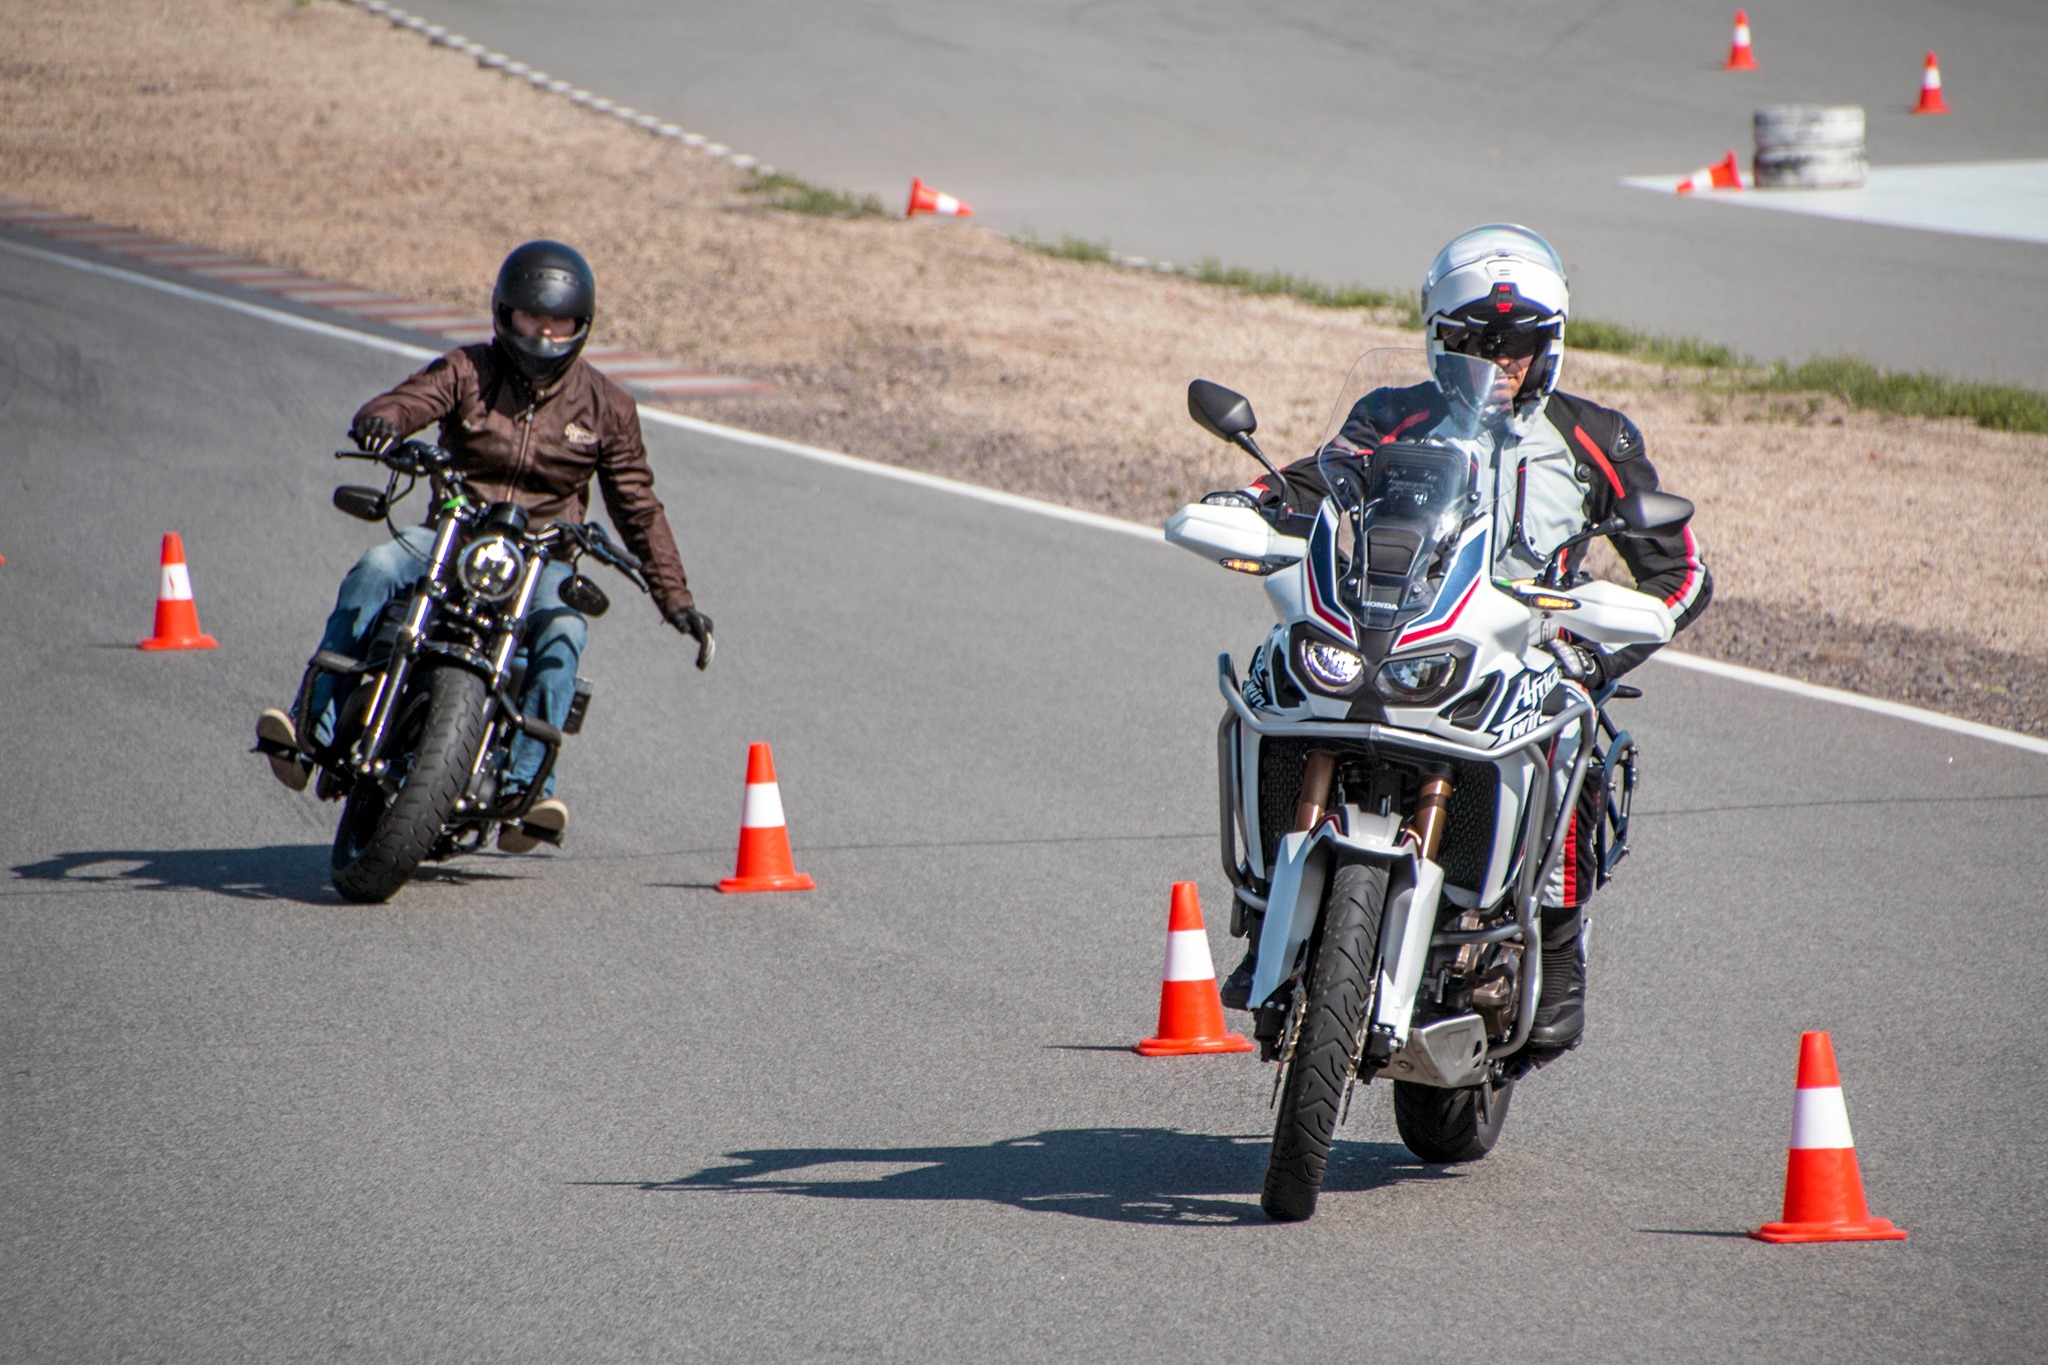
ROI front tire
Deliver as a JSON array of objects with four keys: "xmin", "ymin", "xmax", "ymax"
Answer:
[
  {"xmin": 1392, "ymin": 1074, "xmax": 1515, "ymax": 1164},
  {"xmin": 331, "ymin": 665, "xmax": 489, "ymax": 904},
  {"xmin": 1261, "ymin": 860, "xmax": 1386, "ymax": 1222}
]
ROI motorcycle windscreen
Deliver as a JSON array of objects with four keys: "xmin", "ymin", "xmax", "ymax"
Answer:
[
  {"xmin": 1350, "ymin": 443, "xmax": 1477, "ymax": 630},
  {"xmin": 1304, "ymin": 348, "xmax": 1517, "ymax": 634}
]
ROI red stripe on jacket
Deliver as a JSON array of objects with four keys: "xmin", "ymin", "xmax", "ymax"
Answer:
[
  {"xmin": 1664, "ymin": 524, "xmax": 1703, "ymax": 611},
  {"xmin": 1570, "ymin": 425, "xmax": 1625, "ymax": 496}
]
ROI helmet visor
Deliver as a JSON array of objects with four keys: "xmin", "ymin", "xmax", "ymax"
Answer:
[{"xmin": 1438, "ymin": 319, "xmax": 1558, "ymax": 362}]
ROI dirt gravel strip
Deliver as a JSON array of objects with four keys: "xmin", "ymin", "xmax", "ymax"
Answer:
[
  {"xmin": 0, "ymin": 196, "xmax": 770, "ymax": 399},
  {"xmin": 4, "ymin": 0, "xmax": 2044, "ymax": 736}
]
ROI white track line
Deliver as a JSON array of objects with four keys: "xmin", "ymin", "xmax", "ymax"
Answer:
[
  {"xmin": 6, "ymin": 232, "xmax": 2041, "ymax": 758},
  {"xmin": 1649, "ymin": 652, "xmax": 2048, "ymax": 756}
]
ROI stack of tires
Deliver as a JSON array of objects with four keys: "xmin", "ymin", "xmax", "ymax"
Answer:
[{"xmin": 1753, "ymin": 104, "xmax": 1868, "ymax": 188}]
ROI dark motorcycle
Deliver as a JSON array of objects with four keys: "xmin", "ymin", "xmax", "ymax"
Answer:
[{"xmin": 257, "ymin": 439, "xmax": 695, "ymax": 903}]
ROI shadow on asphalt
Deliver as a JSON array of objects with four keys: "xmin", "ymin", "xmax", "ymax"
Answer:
[
  {"xmin": 7, "ymin": 844, "xmax": 521, "ymax": 903},
  {"xmin": 577, "ymin": 1127, "xmax": 1451, "ymax": 1226}
]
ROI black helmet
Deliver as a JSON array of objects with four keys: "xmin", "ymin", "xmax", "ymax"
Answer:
[{"xmin": 491, "ymin": 240, "xmax": 595, "ymax": 385}]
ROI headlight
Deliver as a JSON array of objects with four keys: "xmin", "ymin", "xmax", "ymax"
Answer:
[
  {"xmin": 1376, "ymin": 651, "xmax": 1461, "ymax": 704},
  {"xmin": 457, "ymin": 535, "xmax": 526, "ymax": 602},
  {"xmin": 1298, "ymin": 637, "xmax": 1367, "ymax": 694}
]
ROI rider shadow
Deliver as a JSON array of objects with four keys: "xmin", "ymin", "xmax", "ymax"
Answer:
[
  {"xmin": 578, "ymin": 1126, "xmax": 1443, "ymax": 1226},
  {"xmin": 8, "ymin": 845, "xmax": 521, "ymax": 904}
]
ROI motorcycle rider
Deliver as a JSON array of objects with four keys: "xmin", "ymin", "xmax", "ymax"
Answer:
[
  {"xmin": 256, "ymin": 240, "xmax": 713, "ymax": 852},
  {"xmin": 1217, "ymin": 224, "xmax": 1712, "ymax": 1054}
]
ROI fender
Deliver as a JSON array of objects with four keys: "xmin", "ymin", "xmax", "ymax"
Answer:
[{"xmin": 1247, "ymin": 815, "xmax": 1446, "ymax": 1050}]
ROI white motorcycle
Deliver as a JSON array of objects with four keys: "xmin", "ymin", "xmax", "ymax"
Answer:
[{"xmin": 1166, "ymin": 349, "xmax": 1694, "ymax": 1221}]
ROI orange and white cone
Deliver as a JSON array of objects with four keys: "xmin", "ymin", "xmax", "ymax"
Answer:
[
  {"xmin": 138, "ymin": 532, "xmax": 218, "ymax": 650},
  {"xmin": 1724, "ymin": 10, "xmax": 1759, "ymax": 70},
  {"xmin": 1135, "ymin": 884, "xmax": 1253, "ymax": 1056},
  {"xmin": 1914, "ymin": 51, "xmax": 1951, "ymax": 115},
  {"xmin": 717, "ymin": 742, "xmax": 816, "ymax": 893},
  {"xmin": 1751, "ymin": 1032, "xmax": 1908, "ymax": 1243},
  {"xmin": 906, "ymin": 177, "xmax": 972, "ymax": 219},
  {"xmin": 1677, "ymin": 151, "xmax": 1746, "ymax": 193}
]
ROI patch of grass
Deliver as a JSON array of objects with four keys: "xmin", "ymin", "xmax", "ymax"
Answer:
[
  {"xmin": 1017, "ymin": 232, "xmax": 1119, "ymax": 265},
  {"xmin": 1752, "ymin": 355, "xmax": 2048, "ymax": 434},
  {"xmin": 1190, "ymin": 258, "xmax": 1408, "ymax": 314},
  {"xmin": 744, "ymin": 171, "xmax": 887, "ymax": 220},
  {"xmin": 1567, "ymin": 317, "xmax": 1747, "ymax": 370}
]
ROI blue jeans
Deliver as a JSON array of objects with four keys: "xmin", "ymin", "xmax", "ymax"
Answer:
[{"xmin": 309, "ymin": 526, "xmax": 586, "ymax": 795}]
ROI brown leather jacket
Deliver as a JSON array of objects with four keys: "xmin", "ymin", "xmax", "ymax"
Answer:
[{"xmin": 355, "ymin": 344, "xmax": 692, "ymax": 615}]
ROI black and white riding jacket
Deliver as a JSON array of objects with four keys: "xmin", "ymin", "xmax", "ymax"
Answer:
[{"xmin": 1248, "ymin": 383, "xmax": 1712, "ymax": 677}]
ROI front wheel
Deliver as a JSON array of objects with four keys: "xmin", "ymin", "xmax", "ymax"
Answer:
[
  {"xmin": 1392, "ymin": 1074, "xmax": 1516, "ymax": 1164},
  {"xmin": 1261, "ymin": 860, "xmax": 1387, "ymax": 1223},
  {"xmin": 331, "ymin": 665, "xmax": 490, "ymax": 903}
]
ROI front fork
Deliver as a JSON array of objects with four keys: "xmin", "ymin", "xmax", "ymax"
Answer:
[{"xmin": 350, "ymin": 517, "xmax": 466, "ymax": 775}]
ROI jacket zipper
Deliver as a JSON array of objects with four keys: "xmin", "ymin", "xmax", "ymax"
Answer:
[{"xmin": 510, "ymin": 398, "xmax": 536, "ymax": 493}]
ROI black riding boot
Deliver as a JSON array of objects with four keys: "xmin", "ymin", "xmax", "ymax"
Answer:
[
  {"xmin": 1219, "ymin": 944, "xmax": 1257, "ymax": 1011},
  {"xmin": 1528, "ymin": 909, "xmax": 1586, "ymax": 1051}
]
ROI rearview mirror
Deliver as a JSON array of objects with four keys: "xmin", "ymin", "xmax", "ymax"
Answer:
[
  {"xmin": 1187, "ymin": 379, "xmax": 1258, "ymax": 443},
  {"xmin": 332, "ymin": 485, "xmax": 388, "ymax": 522},
  {"xmin": 558, "ymin": 574, "xmax": 611, "ymax": 617},
  {"xmin": 1615, "ymin": 490, "xmax": 1694, "ymax": 537}
]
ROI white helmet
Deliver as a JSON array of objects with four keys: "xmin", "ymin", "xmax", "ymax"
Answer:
[{"xmin": 1421, "ymin": 224, "xmax": 1570, "ymax": 411}]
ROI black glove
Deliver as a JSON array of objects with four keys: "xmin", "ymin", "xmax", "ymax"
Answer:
[
  {"xmin": 1546, "ymin": 639, "xmax": 1610, "ymax": 690},
  {"xmin": 667, "ymin": 606, "xmax": 715, "ymax": 672},
  {"xmin": 352, "ymin": 414, "xmax": 399, "ymax": 455}
]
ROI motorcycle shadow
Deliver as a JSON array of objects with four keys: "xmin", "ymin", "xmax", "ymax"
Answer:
[
  {"xmin": 9, "ymin": 844, "xmax": 519, "ymax": 904},
  {"xmin": 579, "ymin": 1126, "xmax": 1443, "ymax": 1226}
]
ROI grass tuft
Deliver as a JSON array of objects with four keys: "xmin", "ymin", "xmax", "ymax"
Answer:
[
  {"xmin": 1017, "ymin": 232, "xmax": 1118, "ymax": 265},
  {"xmin": 744, "ymin": 171, "xmax": 887, "ymax": 220},
  {"xmin": 1567, "ymin": 317, "xmax": 1747, "ymax": 370},
  {"xmin": 1190, "ymin": 259, "xmax": 1408, "ymax": 315},
  {"xmin": 1752, "ymin": 356, "xmax": 2048, "ymax": 434}
]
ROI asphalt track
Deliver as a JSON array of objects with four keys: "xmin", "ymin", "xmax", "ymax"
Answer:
[
  {"xmin": 5, "ymin": 235, "xmax": 2048, "ymax": 1362},
  {"xmin": 398, "ymin": 0, "xmax": 2048, "ymax": 390}
]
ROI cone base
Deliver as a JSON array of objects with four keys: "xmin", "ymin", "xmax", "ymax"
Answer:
[
  {"xmin": 1135, "ymin": 1033, "xmax": 1254, "ymax": 1056},
  {"xmin": 1751, "ymin": 1217, "xmax": 1906, "ymax": 1243},
  {"xmin": 139, "ymin": 635, "xmax": 218, "ymax": 650},
  {"xmin": 1913, "ymin": 101, "xmax": 1950, "ymax": 115},
  {"xmin": 718, "ymin": 872, "xmax": 816, "ymax": 893},
  {"xmin": 1725, "ymin": 55, "xmax": 1759, "ymax": 71}
]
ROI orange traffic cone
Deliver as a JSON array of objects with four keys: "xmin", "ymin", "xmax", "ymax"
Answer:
[
  {"xmin": 1724, "ymin": 10, "xmax": 1759, "ymax": 70},
  {"xmin": 1751, "ymin": 1032, "xmax": 1908, "ymax": 1243},
  {"xmin": 1135, "ymin": 884, "xmax": 1253, "ymax": 1056},
  {"xmin": 717, "ymin": 743, "xmax": 815, "ymax": 893},
  {"xmin": 1677, "ymin": 151, "xmax": 1745, "ymax": 193},
  {"xmin": 138, "ymin": 532, "xmax": 218, "ymax": 650},
  {"xmin": 906, "ymin": 177, "xmax": 972, "ymax": 219},
  {"xmin": 1914, "ymin": 51, "xmax": 1951, "ymax": 115}
]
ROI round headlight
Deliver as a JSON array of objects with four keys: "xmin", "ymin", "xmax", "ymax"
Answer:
[
  {"xmin": 458, "ymin": 535, "xmax": 526, "ymax": 602},
  {"xmin": 1376, "ymin": 651, "xmax": 1460, "ymax": 704},
  {"xmin": 1299, "ymin": 638, "xmax": 1366, "ymax": 694}
]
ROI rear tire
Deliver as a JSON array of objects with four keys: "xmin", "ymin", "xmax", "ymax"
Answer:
[
  {"xmin": 1261, "ymin": 861, "xmax": 1386, "ymax": 1222},
  {"xmin": 1392, "ymin": 1074, "xmax": 1516, "ymax": 1164},
  {"xmin": 331, "ymin": 666, "xmax": 489, "ymax": 904}
]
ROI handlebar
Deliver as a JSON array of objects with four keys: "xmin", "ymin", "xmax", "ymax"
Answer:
[
  {"xmin": 333, "ymin": 438, "xmax": 451, "ymax": 476},
  {"xmin": 332, "ymin": 441, "xmax": 649, "ymax": 590}
]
